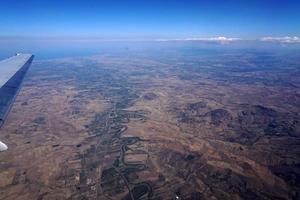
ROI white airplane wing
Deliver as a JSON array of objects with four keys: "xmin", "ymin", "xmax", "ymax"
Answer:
[{"xmin": 0, "ymin": 54, "xmax": 34, "ymax": 151}]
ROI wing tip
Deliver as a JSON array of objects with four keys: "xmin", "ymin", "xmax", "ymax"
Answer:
[{"xmin": 0, "ymin": 141, "xmax": 8, "ymax": 151}]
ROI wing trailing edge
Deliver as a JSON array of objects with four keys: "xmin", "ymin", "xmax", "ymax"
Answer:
[{"xmin": 0, "ymin": 53, "xmax": 34, "ymax": 151}]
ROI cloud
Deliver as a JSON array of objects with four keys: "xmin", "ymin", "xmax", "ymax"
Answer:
[
  {"xmin": 260, "ymin": 36, "xmax": 300, "ymax": 44},
  {"xmin": 155, "ymin": 36, "xmax": 240, "ymax": 43}
]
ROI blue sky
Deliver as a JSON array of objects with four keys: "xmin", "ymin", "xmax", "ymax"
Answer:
[{"xmin": 0, "ymin": 0, "xmax": 299, "ymax": 39}]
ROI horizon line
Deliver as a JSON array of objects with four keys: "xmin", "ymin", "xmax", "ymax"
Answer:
[{"xmin": 0, "ymin": 35, "xmax": 299, "ymax": 44}]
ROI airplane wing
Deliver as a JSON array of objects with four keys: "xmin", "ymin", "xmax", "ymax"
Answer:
[{"xmin": 0, "ymin": 54, "xmax": 34, "ymax": 151}]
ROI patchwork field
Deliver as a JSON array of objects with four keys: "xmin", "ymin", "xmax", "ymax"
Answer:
[{"xmin": 0, "ymin": 49, "xmax": 300, "ymax": 200}]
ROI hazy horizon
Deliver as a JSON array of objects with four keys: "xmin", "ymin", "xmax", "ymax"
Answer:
[{"xmin": 1, "ymin": 0, "xmax": 300, "ymax": 59}]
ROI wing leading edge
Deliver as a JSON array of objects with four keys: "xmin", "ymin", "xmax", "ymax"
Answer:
[{"xmin": 0, "ymin": 54, "xmax": 34, "ymax": 151}]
